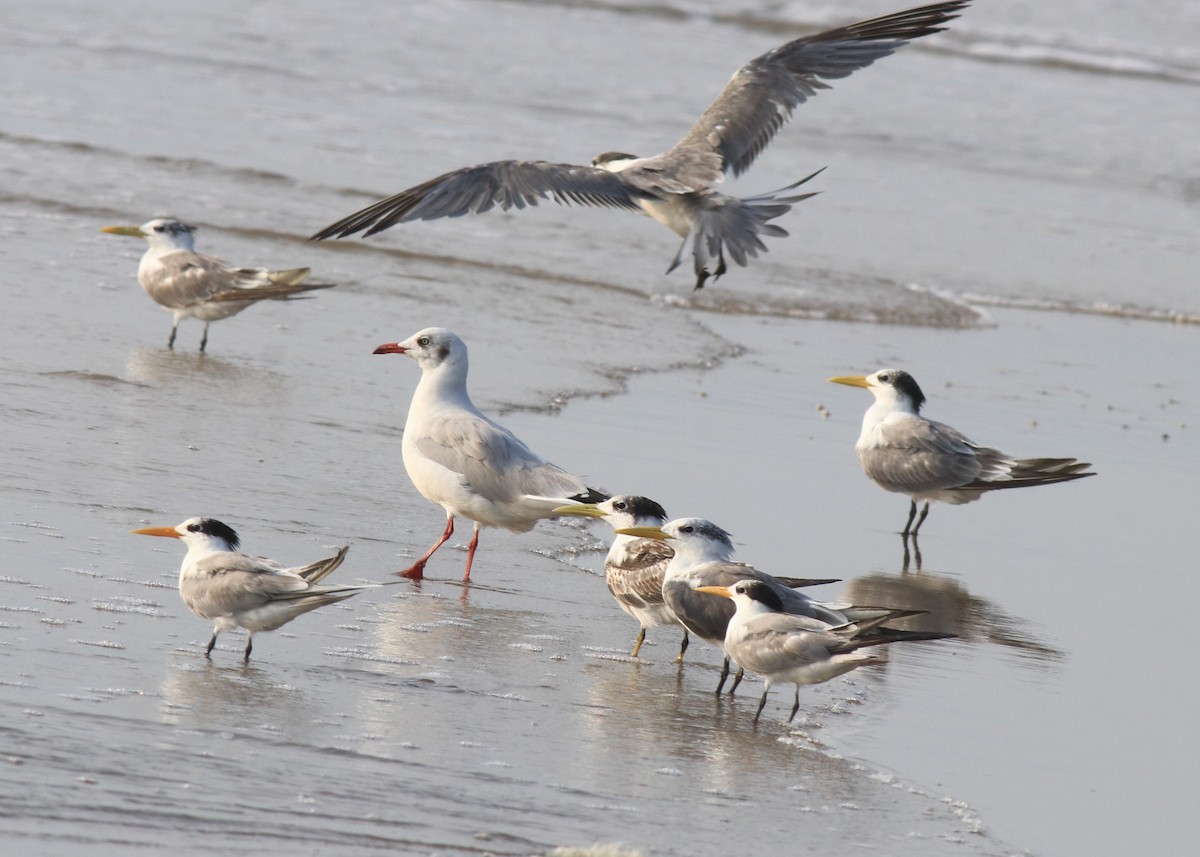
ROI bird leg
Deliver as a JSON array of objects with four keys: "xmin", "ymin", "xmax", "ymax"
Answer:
[
  {"xmin": 398, "ymin": 515, "xmax": 455, "ymax": 580},
  {"xmin": 243, "ymin": 635, "xmax": 253, "ymax": 662},
  {"xmin": 754, "ymin": 688, "xmax": 769, "ymax": 722},
  {"xmin": 205, "ymin": 631, "xmax": 218, "ymax": 657},
  {"xmin": 715, "ymin": 656, "xmax": 732, "ymax": 694},
  {"xmin": 693, "ymin": 254, "xmax": 728, "ymax": 291},
  {"xmin": 168, "ymin": 323, "xmax": 179, "ymax": 350},
  {"xmin": 901, "ymin": 500, "xmax": 919, "ymax": 536},
  {"xmin": 462, "ymin": 522, "xmax": 482, "ymax": 581},
  {"xmin": 727, "ymin": 667, "xmax": 745, "ymax": 696},
  {"xmin": 911, "ymin": 501, "xmax": 931, "ymax": 536},
  {"xmin": 788, "ymin": 688, "xmax": 801, "ymax": 723},
  {"xmin": 631, "ymin": 627, "xmax": 647, "ymax": 658},
  {"xmin": 674, "ymin": 629, "xmax": 689, "ymax": 664},
  {"xmin": 199, "ymin": 322, "xmax": 210, "ymax": 353}
]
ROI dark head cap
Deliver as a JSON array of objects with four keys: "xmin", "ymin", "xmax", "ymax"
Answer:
[
  {"xmin": 185, "ymin": 517, "xmax": 240, "ymax": 550},
  {"xmin": 609, "ymin": 495, "xmax": 667, "ymax": 524},
  {"xmin": 734, "ymin": 579, "xmax": 783, "ymax": 611},
  {"xmin": 875, "ymin": 368, "xmax": 926, "ymax": 412}
]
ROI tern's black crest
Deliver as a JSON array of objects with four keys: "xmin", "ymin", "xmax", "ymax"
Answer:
[
  {"xmin": 187, "ymin": 518, "xmax": 240, "ymax": 550},
  {"xmin": 881, "ymin": 369, "xmax": 926, "ymax": 412},
  {"xmin": 151, "ymin": 218, "xmax": 198, "ymax": 238},
  {"xmin": 736, "ymin": 579, "xmax": 784, "ymax": 612},
  {"xmin": 675, "ymin": 519, "xmax": 734, "ymax": 548},
  {"xmin": 612, "ymin": 495, "xmax": 667, "ymax": 524}
]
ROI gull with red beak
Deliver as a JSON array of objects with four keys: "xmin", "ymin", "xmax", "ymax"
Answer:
[
  {"xmin": 132, "ymin": 517, "xmax": 370, "ymax": 661},
  {"xmin": 374, "ymin": 327, "xmax": 606, "ymax": 581}
]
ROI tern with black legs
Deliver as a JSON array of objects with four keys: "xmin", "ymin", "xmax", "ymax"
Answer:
[
  {"xmin": 697, "ymin": 580, "xmax": 956, "ymax": 722},
  {"xmin": 132, "ymin": 517, "xmax": 370, "ymax": 661},
  {"xmin": 616, "ymin": 518, "xmax": 881, "ymax": 694},
  {"xmin": 558, "ymin": 496, "xmax": 839, "ymax": 660},
  {"xmin": 830, "ymin": 369, "xmax": 1095, "ymax": 537},
  {"xmin": 312, "ymin": 2, "xmax": 969, "ymax": 289},
  {"xmin": 102, "ymin": 218, "xmax": 334, "ymax": 351},
  {"xmin": 374, "ymin": 328, "xmax": 606, "ymax": 581}
]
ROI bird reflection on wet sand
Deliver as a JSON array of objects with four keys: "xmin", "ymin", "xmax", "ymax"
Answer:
[{"xmin": 844, "ymin": 563, "xmax": 1065, "ymax": 663}]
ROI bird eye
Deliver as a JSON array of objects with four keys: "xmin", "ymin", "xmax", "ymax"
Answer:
[
  {"xmin": 187, "ymin": 523, "xmax": 200, "ymax": 532},
  {"xmin": 418, "ymin": 336, "xmax": 430, "ymax": 347},
  {"xmin": 153, "ymin": 225, "xmax": 165, "ymax": 233},
  {"xmin": 878, "ymin": 373, "xmax": 890, "ymax": 383},
  {"xmin": 613, "ymin": 501, "xmax": 626, "ymax": 510},
  {"xmin": 680, "ymin": 525, "xmax": 693, "ymax": 534}
]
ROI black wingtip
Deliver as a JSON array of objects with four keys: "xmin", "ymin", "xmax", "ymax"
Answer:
[{"xmin": 570, "ymin": 487, "xmax": 610, "ymax": 504}]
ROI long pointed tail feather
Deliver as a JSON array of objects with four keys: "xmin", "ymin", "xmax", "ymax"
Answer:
[{"xmin": 685, "ymin": 167, "xmax": 825, "ymax": 288}]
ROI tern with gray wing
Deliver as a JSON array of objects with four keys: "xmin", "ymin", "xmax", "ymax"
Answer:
[
  {"xmin": 618, "ymin": 518, "xmax": 889, "ymax": 694},
  {"xmin": 830, "ymin": 369, "xmax": 1095, "ymax": 537},
  {"xmin": 102, "ymin": 218, "xmax": 334, "ymax": 351},
  {"xmin": 313, "ymin": 2, "xmax": 969, "ymax": 289},
  {"xmin": 557, "ymin": 496, "xmax": 839, "ymax": 660},
  {"xmin": 132, "ymin": 517, "xmax": 371, "ymax": 661},
  {"xmin": 697, "ymin": 580, "xmax": 956, "ymax": 722}
]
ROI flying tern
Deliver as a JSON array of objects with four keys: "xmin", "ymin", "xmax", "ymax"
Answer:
[
  {"xmin": 697, "ymin": 579, "xmax": 955, "ymax": 722},
  {"xmin": 616, "ymin": 518, "xmax": 881, "ymax": 694},
  {"xmin": 312, "ymin": 1, "xmax": 969, "ymax": 289},
  {"xmin": 829, "ymin": 369, "xmax": 1096, "ymax": 536},
  {"xmin": 132, "ymin": 517, "xmax": 371, "ymax": 661},
  {"xmin": 374, "ymin": 327, "xmax": 606, "ymax": 581},
  {"xmin": 102, "ymin": 218, "xmax": 335, "ymax": 351}
]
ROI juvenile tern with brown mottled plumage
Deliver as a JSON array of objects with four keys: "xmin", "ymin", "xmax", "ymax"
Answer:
[
  {"xmin": 132, "ymin": 517, "xmax": 371, "ymax": 661},
  {"xmin": 830, "ymin": 369, "xmax": 1095, "ymax": 536},
  {"xmin": 102, "ymin": 218, "xmax": 334, "ymax": 351},
  {"xmin": 554, "ymin": 495, "xmax": 688, "ymax": 660},
  {"xmin": 374, "ymin": 327, "xmax": 606, "ymax": 582},
  {"xmin": 312, "ymin": 2, "xmax": 969, "ymax": 289}
]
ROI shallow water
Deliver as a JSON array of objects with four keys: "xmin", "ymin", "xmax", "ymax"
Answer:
[{"xmin": 2, "ymin": 1, "xmax": 1197, "ymax": 855}]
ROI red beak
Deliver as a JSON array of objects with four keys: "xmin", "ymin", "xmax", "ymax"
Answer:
[{"xmin": 373, "ymin": 343, "xmax": 407, "ymax": 355}]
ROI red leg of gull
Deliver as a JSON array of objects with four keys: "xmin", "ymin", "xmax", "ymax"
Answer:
[
  {"xmin": 462, "ymin": 523, "xmax": 482, "ymax": 581},
  {"xmin": 399, "ymin": 515, "xmax": 455, "ymax": 580}
]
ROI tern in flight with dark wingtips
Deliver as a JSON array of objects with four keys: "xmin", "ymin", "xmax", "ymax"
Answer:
[
  {"xmin": 312, "ymin": 1, "xmax": 969, "ymax": 289},
  {"xmin": 102, "ymin": 218, "xmax": 335, "ymax": 351},
  {"xmin": 830, "ymin": 369, "xmax": 1096, "ymax": 537},
  {"xmin": 132, "ymin": 517, "xmax": 372, "ymax": 661},
  {"xmin": 374, "ymin": 327, "xmax": 607, "ymax": 582}
]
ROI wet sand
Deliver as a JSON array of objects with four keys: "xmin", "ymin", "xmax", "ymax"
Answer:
[{"xmin": 4, "ymin": 300, "xmax": 1196, "ymax": 856}]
